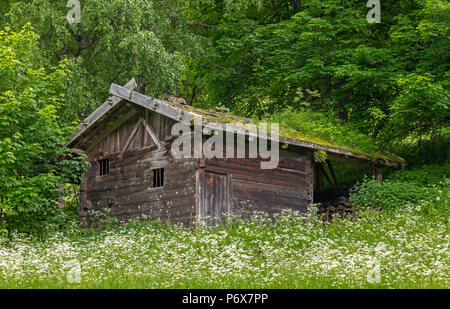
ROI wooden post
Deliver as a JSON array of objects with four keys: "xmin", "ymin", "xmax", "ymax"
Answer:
[
  {"xmin": 57, "ymin": 184, "xmax": 65, "ymax": 209},
  {"xmin": 314, "ymin": 164, "xmax": 324, "ymax": 192},
  {"xmin": 317, "ymin": 163, "xmax": 337, "ymax": 193},
  {"xmin": 79, "ymin": 171, "xmax": 89, "ymax": 227},
  {"xmin": 326, "ymin": 160, "xmax": 339, "ymax": 189},
  {"xmin": 373, "ymin": 166, "xmax": 382, "ymax": 183}
]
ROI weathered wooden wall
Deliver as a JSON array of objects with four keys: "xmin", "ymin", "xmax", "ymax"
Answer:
[
  {"xmin": 202, "ymin": 150, "xmax": 313, "ymax": 216},
  {"xmin": 80, "ymin": 105, "xmax": 314, "ymax": 226},
  {"xmin": 80, "ymin": 108, "xmax": 198, "ymax": 226},
  {"xmin": 89, "ymin": 109, "xmax": 175, "ymax": 156}
]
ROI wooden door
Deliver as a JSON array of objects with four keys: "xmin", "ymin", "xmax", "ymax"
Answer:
[{"xmin": 198, "ymin": 171, "xmax": 230, "ymax": 224}]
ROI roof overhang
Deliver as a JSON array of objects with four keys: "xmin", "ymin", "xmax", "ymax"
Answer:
[{"xmin": 67, "ymin": 79, "xmax": 406, "ymax": 168}]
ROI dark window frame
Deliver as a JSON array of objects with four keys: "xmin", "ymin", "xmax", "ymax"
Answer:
[
  {"xmin": 98, "ymin": 159, "xmax": 110, "ymax": 176},
  {"xmin": 152, "ymin": 168, "xmax": 164, "ymax": 188}
]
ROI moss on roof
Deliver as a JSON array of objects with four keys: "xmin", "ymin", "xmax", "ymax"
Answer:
[
  {"xmin": 276, "ymin": 124, "xmax": 405, "ymax": 164},
  {"xmin": 83, "ymin": 83, "xmax": 404, "ymax": 165},
  {"xmin": 182, "ymin": 101, "xmax": 405, "ymax": 165}
]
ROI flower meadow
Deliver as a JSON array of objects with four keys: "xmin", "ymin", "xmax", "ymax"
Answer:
[{"xmin": 0, "ymin": 196, "xmax": 448, "ymax": 289}]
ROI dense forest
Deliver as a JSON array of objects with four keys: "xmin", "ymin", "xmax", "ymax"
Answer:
[
  {"xmin": 0, "ymin": 1, "xmax": 448, "ymax": 230},
  {"xmin": 0, "ymin": 0, "xmax": 449, "ymax": 290}
]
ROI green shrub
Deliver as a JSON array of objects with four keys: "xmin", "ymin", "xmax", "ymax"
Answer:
[
  {"xmin": 389, "ymin": 137, "xmax": 450, "ymax": 167},
  {"xmin": 387, "ymin": 164, "xmax": 450, "ymax": 187},
  {"xmin": 0, "ymin": 25, "xmax": 85, "ymax": 235},
  {"xmin": 349, "ymin": 177, "xmax": 436, "ymax": 212},
  {"xmin": 417, "ymin": 180, "xmax": 450, "ymax": 218}
]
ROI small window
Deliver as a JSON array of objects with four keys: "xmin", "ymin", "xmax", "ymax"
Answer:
[
  {"xmin": 99, "ymin": 159, "xmax": 110, "ymax": 176},
  {"xmin": 152, "ymin": 168, "xmax": 164, "ymax": 187}
]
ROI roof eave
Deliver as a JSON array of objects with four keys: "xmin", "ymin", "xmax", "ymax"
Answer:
[{"xmin": 68, "ymin": 80, "xmax": 406, "ymax": 168}]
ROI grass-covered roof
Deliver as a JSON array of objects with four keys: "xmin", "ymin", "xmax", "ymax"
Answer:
[{"xmin": 70, "ymin": 81, "xmax": 406, "ymax": 167}]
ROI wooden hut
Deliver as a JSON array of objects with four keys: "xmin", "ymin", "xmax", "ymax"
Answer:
[{"xmin": 67, "ymin": 79, "xmax": 405, "ymax": 226}]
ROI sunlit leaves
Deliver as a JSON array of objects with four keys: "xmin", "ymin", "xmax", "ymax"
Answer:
[{"xmin": 0, "ymin": 25, "xmax": 84, "ymax": 234}]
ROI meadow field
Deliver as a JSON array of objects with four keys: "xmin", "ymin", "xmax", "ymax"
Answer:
[
  {"xmin": 1, "ymin": 189, "xmax": 448, "ymax": 289},
  {"xmin": 1, "ymin": 0, "xmax": 449, "ymax": 292}
]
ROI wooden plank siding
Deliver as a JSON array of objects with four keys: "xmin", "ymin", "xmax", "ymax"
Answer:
[
  {"xmin": 204, "ymin": 152, "xmax": 313, "ymax": 216},
  {"xmin": 89, "ymin": 108, "xmax": 175, "ymax": 157},
  {"xmin": 80, "ymin": 109, "xmax": 198, "ymax": 227},
  {"xmin": 80, "ymin": 105, "xmax": 314, "ymax": 227},
  {"xmin": 197, "ymin": 170, "xmax": 231, "ymax": 224},
  {"xmin": 70, "ymin": 81, "xmax": 405, "ymax": 228}
]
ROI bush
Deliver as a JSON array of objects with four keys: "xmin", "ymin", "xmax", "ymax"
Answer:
[
  {"xmin": 0, "ymin": 25, "xmax": 85, "ymax": 235},
  {"xmin": 417, "ymin": 180, "xmax": 450, "ymax": 218},
  {"xmin": 387, "ymin": 164, "xmax": 450, "ymax": 187},
  {"xmin": 389, "ymin": 137, "xmax": 450, "ymax": 167},
  {"xmin": 349, "ymin": 177, "xmax": 437, "ymax": 212}
]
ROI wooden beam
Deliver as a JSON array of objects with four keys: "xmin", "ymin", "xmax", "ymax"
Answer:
[
  {"xmin": 142, "ymin": 118, "xmax": 162, "ymax": 150},
  {"xmin": 83, "ymin": 78, "xmax": 136, "ymax": 127},
  {"xmin": 72, "ymin": 148, "xmax": 87, "ymax": 156},
  {"xmin": 314, "ymin": 164, "xmax": 324, "ymax": 192},
  {"xmin": 109, "ymin": 83, "xmax": 196, "ymax": 125},
  {"xmin": 120, "ymin": 117, "xmax": 142, "ymax": 156},
  {"xmin": 86, "ymin": 108, "xmax": 137, "ymax": 152},
  {"xmin": 373, "ymin": 166, "xmax": 382, "ymax": 183},
  {"xmin": 319, "ymin": 163, "xmax": 336, "ymax": 191},
  {"xmin": 326, "ymin": 160, "xmax": 339, "ymax": 189},
  {"xmin": 317, "ymin": 163, "xmax": 337, "ymax": 193},
  {"xmin": 120, "ymin": 117, "xmax": 162, "ymax": 156},
  {"xmin": 326, "ymin": 152, "xmax": 405, "ymax": 168},
  {"xmin": 67, "ymin": 78, "xmax": 137, "ymax": 147}
]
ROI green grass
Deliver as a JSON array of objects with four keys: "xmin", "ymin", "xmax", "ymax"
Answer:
[
  {"xmin": 269, "ymin": 110, "xmax": 405, "ymax": 164},
  {"xmin": 187, "ymin": 107, "xmax": 405, "ymax": 164},
  {"xmin": 0, "ymin": 190, "xmax": 448, "ymax": 289}
]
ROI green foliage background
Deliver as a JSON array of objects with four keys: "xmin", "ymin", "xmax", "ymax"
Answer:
[
  {"xmin": 185, "ymin": 0, "xmax": 449, "ymax": 144},
  {"xmin": 0, "ymin": 25, "xmax": 85, "ymax": 234},
  {"xmin": 0, "ymin": 0, "xmax": 448, "ymax": 233}
]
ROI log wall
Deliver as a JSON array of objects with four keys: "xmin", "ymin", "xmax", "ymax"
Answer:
[
  {"xmin": 80, "ymin": 110, "xmax": 198, "ymax": 226},
  {"xmin": 80, "ymin": 107, "xmax": 314, "ymax": 226},
  {"xmin": 204, "ymin": 150, "xmax": 313, "ymax": 216}
]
